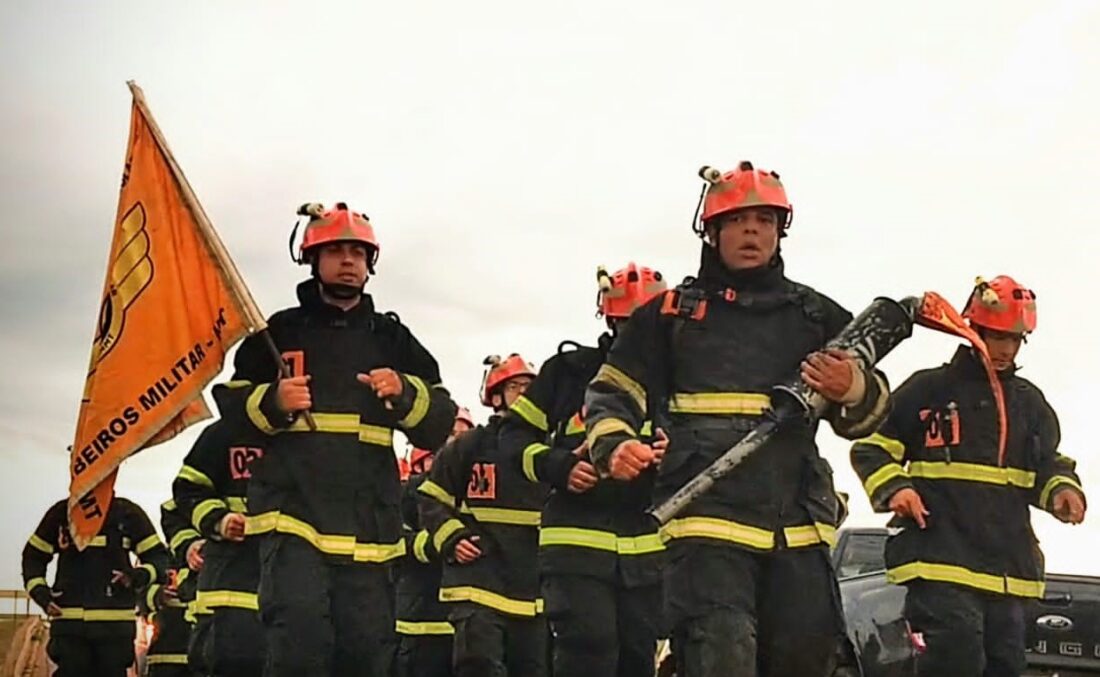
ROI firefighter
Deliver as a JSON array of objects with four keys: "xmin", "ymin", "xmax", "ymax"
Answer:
[
  {"xmin": 212, "ymin": 202, "xmax": 456, "ymax": 677},
  {"xmin": 22, "ymin": 493, "xmax": 170, "ymax": 677},
  {"xmin": 171, "ymin": 419, "xmax": 267, "ymax": 676},
  {"xmin": 418, "ymin": 355, "xmax": 548, "ymax": 677},
  {"xmin": 499, "ymin": 262, "xmax": 669, "ymax": 676},
  {"xmin": 395, "ymin": 407, "xmax": 476, "ymax": 677},
  {"xmin": 851, "ymin": 275, "xmax": 1087, "ymax": 677},
  {"xmin": 584, "ymin": 162, "xmax": 891, "ymax": 677},
  {"xmin": 141, "ymin": 500, "xmax": 201, "ymax": 677}
]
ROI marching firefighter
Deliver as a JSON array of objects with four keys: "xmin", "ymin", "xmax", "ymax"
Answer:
[
  {"xmin": 22, "ymin": 493, "xmax": 170, "ymax": 677},
  {"xmin": 212, "ymin": 202, "xmax": 456, "ymax": 676},
  {"xmin": 851, "ymin": 275, "xmax": 1087, "ymax": 677},
  {"xmin": 396, "ymin": 407, "xmax": 476, "ymax": 677},
  {"xmin": 584, "ymin": 162, "xmax": 891, "ymax": 677},
  {"xmin": 171, "ymin": 419, "xmax": 267, "ymax": 677},
  {"xmin": 419, "ymin": 355, "xmax": 548, "ymax": 677},
  {"xmin": 140, "ymin": 499, "xmax": 201, "ymax": 677},
  {"xmin": 499, "ymin": 262, "xmax": 669, "ymax": 676}
]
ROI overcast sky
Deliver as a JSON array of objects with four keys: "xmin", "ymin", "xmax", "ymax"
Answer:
[{"xmin": 1, "ymin": 1, "xmax": 1098, "ymax": 588}]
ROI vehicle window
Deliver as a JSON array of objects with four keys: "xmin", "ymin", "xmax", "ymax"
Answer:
[{"xmin": 837, "ymin": 532, "xmax": 887, "ymax": 578}]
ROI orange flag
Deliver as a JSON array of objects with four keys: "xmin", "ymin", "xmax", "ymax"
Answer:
[{"xmin": 69, "ymin": 82, "xmax": 265, "ymax": 547}]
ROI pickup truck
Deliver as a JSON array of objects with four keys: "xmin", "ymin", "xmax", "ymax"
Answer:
[{"xmin": 835, "ymin": 527, "xmax": 1100, "ymax": 676}]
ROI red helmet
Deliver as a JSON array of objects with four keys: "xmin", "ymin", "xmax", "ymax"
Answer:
[
  {"xmin": 408, "ymin": 447, "xmax": 434, "ymax": 475},
  {"xmin": 479, "ymin": 354, "xmax": 536, "ymax": 407},
  {"xmin": 455, "ymin": 406, "xmax": 475, "ymax": 428},
  {"xmin": 597, "ymin": 263, "xmax": 667, "ymax": 319},
  {"xmin": 963, "ymin": 276, "xmax": 1037, "ymax": 335},
  {"xmin": 294, "ymin": 202, "xmax": 380, "ymax": 270},
  {"xmin": 694, "ymin": 161, "xmax": 792, "ymax": 236}
]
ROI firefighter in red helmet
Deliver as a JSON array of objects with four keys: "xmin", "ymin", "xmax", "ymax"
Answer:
[
  {"xmin": 584, "ymin": 162, "xmax": 890, "ymax": 676},
  {"xmin": 213, "ymin": 202, "xmax": 456, "ymax": 677},
  {"xmin": 419, "ymin": 355, "xmax": 549, "ymax": 677},
  {"xmin": 499, "ymin": 262, "xmax": 669, "ymax": 676},
  {"xmin": 852, "ymin": 275, "xmax": 1086, "ymax": 677}
]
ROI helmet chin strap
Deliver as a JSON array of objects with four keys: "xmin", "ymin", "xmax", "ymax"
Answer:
[{"xmin": 320, "ymin": 281, "xmax": 364, "ymax": 300}]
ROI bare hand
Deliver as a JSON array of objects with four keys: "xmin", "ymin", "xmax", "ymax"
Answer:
[
  {"xmin": 218, "ymin": 513, "xmax": 247, "ymax": 542},
  {"xmin": 567, "ymin": 461, "xmax": 599, "ymax": 494},
  {"xmin": 357, "ymin": 369, "xmax": 404, "ymax": 400},
  {"xmin": 801, "ymin": 349, "xmax": 857, "ymax": 403},
  {"xmin": 888, "ymin": 488, "xmax": 930, "ymax": 529},
  {"xmin": 110, "ymin": 569, "xmax": 133, "ymax": 590},
  {"xmin": 454, "ymin": 536, "xmax": 482, "ymax": 564},
  {"xmin": 46, "ymin": 602, "xmax": 63, "ymax": 618},
  {"xmin": 186, "ymin": 539, "xmax": 206, "ymax": 571},
  {"xmin": 1052, "ymin": 489, "xmax": 1086, "ymax": 524},
  {"xmin": 609, "ymin": 440, "xmax": 656, "ymax": 481},
  {"xmin": 275, "ymin": 375, "xmax": 312, "ymax": 414},
  {"xmin": 156, "ymin": 585, "xmax": 179, "ymax": 607},
  {"xmin": 651, "ymin": 428, "xmax": 670, "ymax": 465}
]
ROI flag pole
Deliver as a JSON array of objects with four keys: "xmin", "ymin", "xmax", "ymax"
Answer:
[{"xmin": 126, "ymin": 81, "xmax": 316, "ymax": 430}]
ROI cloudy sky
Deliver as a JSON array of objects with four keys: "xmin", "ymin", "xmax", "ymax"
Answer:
[{"xmin": 1, "ymin": 1, "xmax": 1098, "ymax": 588}]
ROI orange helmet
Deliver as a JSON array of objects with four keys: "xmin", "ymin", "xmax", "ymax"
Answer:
[
  {"xmin": 408, "ymin": 447, "xmax": 434, "ymax": 475},
  {"xmin": 479, "ymin": 354, "xmax": 536, "ymax": 407},
  {"xmin": 692, "ymin": 161, "xmax": 792, "ymax": 237},
  {"xmin": 596, "ymin": 263, "xmax": 667, "ymax": 319},
  {"xmin": 963, "ymin": 276, "xmax": 1037, "ymax": 335},
  {"xmin": 292, "ymin": 202, "xmax": 380, "ymax": 271}
]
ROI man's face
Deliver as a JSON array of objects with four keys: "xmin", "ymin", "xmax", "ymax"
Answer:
[
  {"xmin": 494, "ymin": 376, "xmax": 533, "ymax": 410},
  {"xmin": 707, "ymin": 207, "xmax": 780, "ymax": 270},
  {"xmin": 316, "ymin": 242, "xmax": 369, "ymax": 289},
  {"xmin": 983, "ymin": 329, "xmax": 1024, "ymax": 371}
]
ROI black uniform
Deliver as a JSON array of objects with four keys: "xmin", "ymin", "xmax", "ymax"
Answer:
[
  {"xmin": 172, "ymin": 420, "xmax": 267, "ymax": 677},
  {"xmin": 584, "ymin": 252, "xmax": 890, "ymax": 677},
  {"xmin": 419, "ymin": 417, "xmax": 548, "ymax": 677},
  {"xmin": 213, "ymin": 280, "xmax": 455, "ymax": 677},
  {"xmin": 499, "ymin": 336, "xmax": 664, "ymax": 677},
  {"xmin": 396, "ymin": 473, "xmax": 454, "ymax": 677},
  {"xmin": 143, "ymin": 499, "xmax": 201, "ymax": 677},
  {"xmin": 22, "ymin": 496, "xmax": 169, "ymax": 677},
  {"xmin": 851, "ymin": 346, "xmax": 1087, "ymax": 677}
]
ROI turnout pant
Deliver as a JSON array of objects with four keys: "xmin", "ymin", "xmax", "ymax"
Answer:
[
  {"xmin": 667, "ymin": 544, "xmax": 844, "ymax": 677},
  {"xmin": 906, "ymin": 580, "xmax": 1026, "ymax": 677},
  {"xmin": 259, "ymin": 533, "xmax": 396, "ymax": 677},
  {"xmin": 46, "ymin": 633, "xmax": 133, "ymax": 677},
  {"xmin": 396, "ymin": 634, "xmax": 453, "ymax": 677},
  {"xmin": 198, "ymin": 607, "xmax": 265, "ymax": 677},
  {"xmin": 449, "ymin": 604, "xmax": 547, "ymax": 677},
  {"xmin": 544, "ymin": 574, "xmax": 662, "ymax": 677}
]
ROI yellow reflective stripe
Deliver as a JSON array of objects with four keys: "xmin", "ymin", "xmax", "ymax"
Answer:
[
  {"xmin": 539, "ymin": 527, "xmax": 666, "ymax": 555},
  {"xmin": 863, "ymin": 463, "xmax": 909, "ymax": 498},
  {"xmin": 24, "ymin": 577, "xmax": 48, "ymax": 594},
  {"xmin": 246, "ymin": 384, "xmax": 277, "ymax": 434},
  {"xmin": 399, "ymin": 375, "xmax": 430, "ymax": 429},
  {"xmin": 277, "ymin": 412, "xmax": 394, "ymax": 446},
  {"xmin": 177, "ymin": 464, "xmax": 215, "ymax": 489},
  {"xmin": 662, "ymin": 517, "xmax": 775, "ymax": 550},
  {"xmin": 245, "ymin": 512, "xmax": 406, "ymax": 562},
  {"xmin": 176, "ymin": 568, "xmax": 191, "ymax": 586},
  {"xmin": 887, "ymin": 561, "xmax": 1046, "ymax": 598},
  {"xmin": 522, "ymin": 443, "xmax": 551, "ymax": 482},
  {"xmin": 396, "ymin": 620, "xmax": 455, "ymax": 635},
  {"xmin": 593, "ymin": 364, "xmax": 647, "ymax": 414},
  {"xmin": 147, "ymin": 655, "xmax": 190, "ymax": 665},
  {"xmin": 27, "ymin": 533, "xmax": 54, "ymax": 555},
  {"xmin": 783, "ymin": 522, "xmax": 837, "ymax": 548},
  {"xmin": 856, "ymin": 432, "xmax": 906, "ymax": 462},
  {"xmin": 585, "ymin": 417, "xmax": 636, "ymax": 448},
  {"xmin": 161, "ymin": 499, "xmax": 177, "ymax": 511},
  {"xmin": 223, "ymin": 379, "xmax": 253, "ymax": 389},
  {"xmin": 135, "ymin": 534, "xmax": 161, "ymax": 555},
  {"xmin": 461, "ymin": 506, "xmax": 541, "ymax": 527},
  {"xmin": 419, "ymin": 480, "xmax": 456, "ymax": 509},
  {"xmin": 439, "ymin": 586, "xmax": 542, "ymax": 617},
  {"xmin": 1040, "ymin": 475, "xmax": 1084, "ymax": 509},
  {"xmin": 433, "ymin": 519, "xmax": 466, "ymax": 552},
  {"xmin": 196, "ymin": 590, "xmax": 260, "ymax": 611},
  {"xmin": 639, "ymin": 420, "xmax": 653, "ymax": 437},
  {"xmin": 359, "ymin": 424, "xmax": 393, "ymax": 447},
  {"xmin": 668, "ymin": 392, "xmax": 771, "ymax": 415},
  {"xmin": 909, "ymin": 461, "xmax": 1035, "ymax": 488},
  {"xmin": 413, "ymin": 530, "xmax": 431, "ymax": 563},
  {"xmin": 56, "ymin": 608, "xmax": 135, "ymax": 621},
  {"xmin": 170, "ymin": 528, "xmax": 200, "ymax": 553},
  {"xmin": 140, "ymin": 563, "xmax": 158, "ymax": 581},
  {"xmin": 146, "ymin": 584, "xmax": 160, "ymax": 610},
  {"xmin": 226, "ymin": 496, "xmax": 248, "ymax": 513},
  {"xmin": 510, "ymin": 396, "xmax": 548, "ymax": 432},
  {"xmin": 83, "ymin": 536, "xmax": 108, "ymax": 548},
  {"xmin": 564, "ymin": 414, "xmax": 585, "ymax": 436},
  {"xmin": 192, "ymin": 499, "xmax": 228, "ymax": 530}
]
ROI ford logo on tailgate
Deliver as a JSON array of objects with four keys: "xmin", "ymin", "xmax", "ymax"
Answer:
[{"xmin": 1036, "ymin": 614, "xmax": 1074, "ymax": 632}]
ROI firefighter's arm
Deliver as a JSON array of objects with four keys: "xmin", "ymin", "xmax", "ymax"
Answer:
[
  {"xmin": 172, "ymin": 428, "xmax": 233, "ymax": 539},
  {"xmin": 212, "ymin": 331, "xmax": 296, "ymax": 437},
  {"xmin": 160, "ymin": 500, "xmax": 201, "ymax": 568},
  {"xmin": 500, "ymin": 358, "xmax": 577, "ymax": 489},
  {"xmin": 1030, "ymin": 394, "xmax": 1087, "ymax": 521},
  {"xmin": 418, "ymin": 435, "xmax": 475, "ymax": 560},
  {"xmin": 850, "ymin": 378, "xmax": 917, "ymax": 512},
  {"xmin": 585, "ymin": 301, "xmax": 661, "ymax": 475},
  {"xmin": 22, "ymin": 501, "xmax": 62, "ymax": 613},
  {"xmin": 124, "ymin": 501, "xmax": 169, "ymax": 589},
  {"xmin": 827, "ymin": 364, "xmax": 892, "ymax": 440}
]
